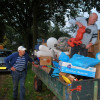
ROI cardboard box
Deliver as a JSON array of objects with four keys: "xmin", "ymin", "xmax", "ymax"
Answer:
[
  {"xmin": 88, "ymin": 45, "xmax": 94, "ymax": 53},
  {"xmin": 0, "ymin": 45, "xmax": 4, "ymax": 49},
  {"xmin": 93, "ymin": 40, "xmax": 100, "ymax": 56},
  {"xmin": 59, "ymin": 72, "xmax": 75, "ymax": 83},
  {"xmin": 59, "ymin": 61, "xmax": 96, "ymax": 78},
  {"xmin": 95, "ymin": 64, "xmax": 100, "ymax": 79},
  {"xmin": 40, "ymin": 56, "xmax": 52, "ymax": 65}
]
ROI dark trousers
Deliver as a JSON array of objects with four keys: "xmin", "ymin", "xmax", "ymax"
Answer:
[{"xmin": 70, "ymin": 45, "xmax": 88, "ymax": 58}]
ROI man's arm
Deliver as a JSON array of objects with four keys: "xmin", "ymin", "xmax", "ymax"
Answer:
[
  {"xmin": 86, "ymin": 29, "xmax": 98, "ymax": 49},
  {"xmin": 88, "ymin": 24, "xmax": 98, "ymax": 48},
  {"xmin": 75, "ymin": 22, "xmax": 83, "ymax": 28},
  {"xmin": 4, "ymin": 54, "xmax": 13, "ymax": 69},
  {"xmin": 86, "ymin": 42, "xmax": 93, "ymax": 49},
  {"xmin": 69, "ymin": 17, "xmax": 85, "ymax": 26}
]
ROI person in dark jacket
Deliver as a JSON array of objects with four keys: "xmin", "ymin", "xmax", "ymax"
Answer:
[{"xmin": 5, "ymin": 46, "xmax": 34, "ymax": 100}]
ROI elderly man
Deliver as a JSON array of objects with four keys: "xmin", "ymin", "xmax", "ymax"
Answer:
[
  {"xmin": 5, "ymin": 46, "xmax": 34, "ymax": 100},
  {"xmin": 69, "ymin": 13, "xmax": 98, "ymax": 57}
]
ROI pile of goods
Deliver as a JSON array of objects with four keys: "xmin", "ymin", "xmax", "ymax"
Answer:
[{"xmin": 33, "ymin": 37, "xmax": 100, "ymax": 85}]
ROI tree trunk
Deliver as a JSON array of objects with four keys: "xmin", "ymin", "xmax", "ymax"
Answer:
[
  {"xmin": 31, "ymin": 1, "xmax": 38, "ymax": 51},
  {"xmin": 24, "ymin": 28, "xmax": 32, "ymax": 51},
  {"xmin": 32, "ymin": 19, "xmax": 38, "ymax": 50}
]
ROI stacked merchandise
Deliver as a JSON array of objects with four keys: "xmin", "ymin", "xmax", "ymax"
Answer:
[{"xmin": 33, "ymin": 37, "xmax": 100, "ymax": 85}]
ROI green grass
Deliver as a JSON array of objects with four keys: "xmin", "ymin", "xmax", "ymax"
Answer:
[
  {"xmin": 0, "ymin": 64, "xmax": 54, "ymax": 100},
  {"xmin": 0, "ymin": 73, "xmax": 13, "ymax": 100}
]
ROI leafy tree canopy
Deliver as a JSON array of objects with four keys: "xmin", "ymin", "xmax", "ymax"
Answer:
[{"xmin": 0, "ymin": 0, "xmax": 100, "ymax": 50}]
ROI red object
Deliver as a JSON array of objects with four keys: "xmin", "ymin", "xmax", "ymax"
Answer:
[
  {"xmin": 42, "ymin": 65, "xmax": 47, "ymax": 68},
  {"xmin": 46, "ymin": 59, "xmax": 50, "ymax": 63},
  {"xmin": 70, "ymin": 85, "xmax": 82, "ymax": 92},
  {"xmin": 32, "ymin": 62, "xmax": 34, "ymax": 65},
  {"xmin": 67, "ymin": 26, "xmax": 86, "ymax": 47},
  {"xmin": 75, "ymin": 78, "xmax": 79, "ymax": 81},
  {"xmin": 33, "ymin": 64, "xmax": 39, "ymax": 68}
]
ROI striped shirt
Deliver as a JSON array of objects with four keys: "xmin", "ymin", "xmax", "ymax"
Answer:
[{"xmin": 13, "ymin": 56, "xmax": 25, "ymax": 71}]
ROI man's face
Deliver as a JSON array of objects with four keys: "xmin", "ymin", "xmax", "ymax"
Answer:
[
  {"xmin": 88, "ymin": 14, "xmax": 98, "ymax": 25},
  {"xmin": 19, "ymin": 50, "xmax": 25, "ymax": 56},
  {"xmin": 89, "ymin": 17, "xmax": 97, "ymax": 24}
]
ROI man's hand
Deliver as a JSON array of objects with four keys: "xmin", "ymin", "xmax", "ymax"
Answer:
[
  {"xmin": 76, "ymin": 22, "xmax": 83, "ymax": 28},
  {"xmin": 86, "ymin": 42, "xmax": 93, "ymax": 49},
  {"xmin": 11, "ymin": 67, "xmax": 16, "ymax": 71},
  {"xmin": 32, "ymin": 62, "xmax": 34, "ymax": 65}
]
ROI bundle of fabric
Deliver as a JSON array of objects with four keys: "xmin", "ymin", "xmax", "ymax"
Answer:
[
  {"xmin": 56, "ymin": 37, "xmax": 69, "ymax": 51},
  {"xmin": 68, "ymin": 54, "xmax": 100, "ymax": 68}
]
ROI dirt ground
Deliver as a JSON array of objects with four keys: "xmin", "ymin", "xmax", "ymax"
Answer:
[{"xmin": 0, "ymin": 72, "xmax": 11, "ymax": 100}]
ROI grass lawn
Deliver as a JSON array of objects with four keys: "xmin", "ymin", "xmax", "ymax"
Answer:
[{"xmin": 0, "ymin": 64, "xmax": 54, "ymax": 100}]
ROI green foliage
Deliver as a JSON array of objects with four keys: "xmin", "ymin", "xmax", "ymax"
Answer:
[
  {"xmin": 2, "ymin": 25, "xmax": 24, "ymax": 50},
  {"xmin": 0, "ymin": 18, "xmax": 5, "ymax": 43},
  {"xmin": 0, "ymin": 0, "xmax": 68, "ymax": 49},
  {"xmin": 0, "ymin": 0, "xmax": 100, "ymax": 49}
]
